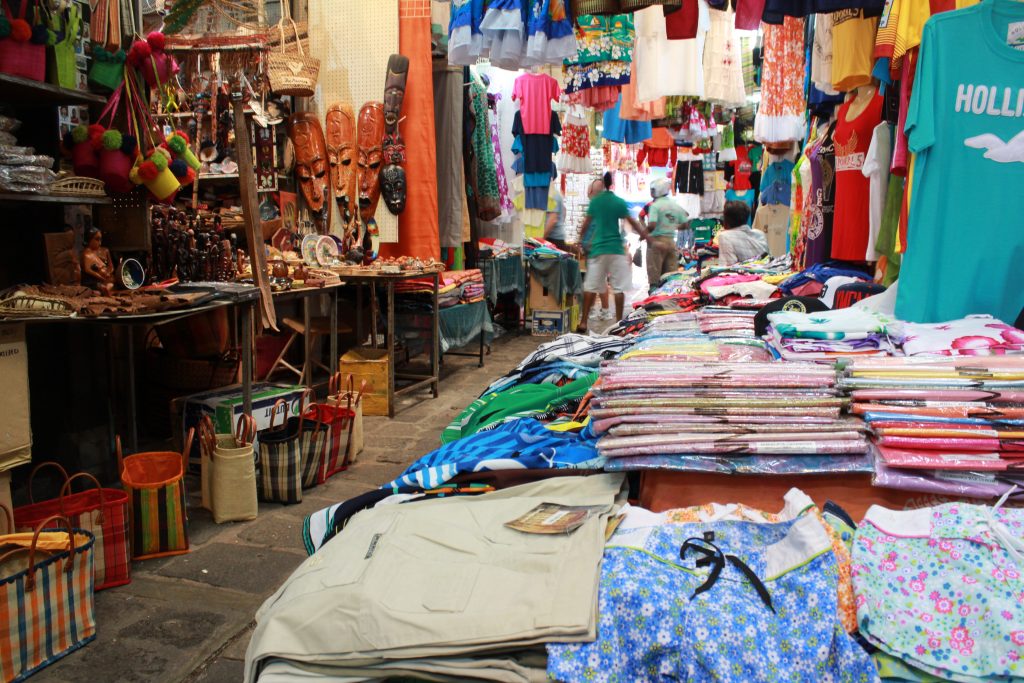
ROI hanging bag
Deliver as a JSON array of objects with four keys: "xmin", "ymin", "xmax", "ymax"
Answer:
[
  {"xmin": 117, "ymin": 429, "xmax": 193, "ymax": 560},
  {"xmin": 209, "ymin": 415, "xmax": 259, "ymax": 524},
  {"xmin": 47, "ymin": 2, "xmax": 80, "ymax": 89},
  {"xmin": 13, "ymin": 463, "xmax": 130, "ymax": 591},
  {"xmin": 88, "ymin": 46, "xmax": 126, "ymax": 92},
  {"xmin": 0, "ymin": 511, "xmax": 96, "ymax": 683},
  {"xmin": 0, "ymin": 0, "xmax": 46, "ymax": 82},
  {"xmin": 257, "ymin": 398, "xmax": 305, "ymax": 504},
  {"xmin": 266, "ymin": 1, "xmax": 319, "ymax": 97}
]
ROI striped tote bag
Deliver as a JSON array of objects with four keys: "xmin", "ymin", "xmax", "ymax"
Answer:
[
  {"xmin": 117, "ymin": 430, "xmax": 193, "ymax": 560},
  {"xmin": 0, "ymin": 511, "xmax": 96, "ymax": 682},
  {"xmin": 257, "ymin": 399, "xmax": 304, "ymax": 505}
]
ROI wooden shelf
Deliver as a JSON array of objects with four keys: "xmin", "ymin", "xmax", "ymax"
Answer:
[
  {"xmin": 0, "ymin": 192, "xmax": 112, "ymax": 205},
  {"xmin": 0, "ymin": 74, "xmax": 106, "ymax": 106},
  {"xmin": 198, "ymin": 173, "xmax": 240, "ymax": 181}
]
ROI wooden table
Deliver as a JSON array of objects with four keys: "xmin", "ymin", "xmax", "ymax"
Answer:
[
  {"xmin": 341, "ymin": 271, "xmax": 440, "ymax": 418},
  {"xmin": 269, "ymin": 282, "xmax": 343, "ymax": 390}
]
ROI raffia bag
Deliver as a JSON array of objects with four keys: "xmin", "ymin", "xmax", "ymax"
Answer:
[{"xmin": 267, "ymin": 1, "xmax": 318, "ymax": 97}]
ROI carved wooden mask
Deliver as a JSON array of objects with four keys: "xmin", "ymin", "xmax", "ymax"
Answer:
[
  {"xmin": 287, "ymin": 112, "xmax": 331, "ymax": 233},
  {"xmin": 357, "ymin": 102, "xmax": 385, "ymax": 223},
  {"xmin": 325, "ymin": 103, "xmax": 356, "ymax": 223}
]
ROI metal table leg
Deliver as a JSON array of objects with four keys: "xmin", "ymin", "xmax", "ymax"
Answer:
[
  {"xmin": 126, "ymin": 324, "xmax": 138, "ymax": 451},
  {"xmin": 241, "ymin": 302, "xmax": 253, "ymax": 417},
  {"xmin": 387, "ymin": 280, "xmax": 395, "ymax": 418},
  {"xmin": 432, "ymin": 272, "xmax": 440, "ymax": 398},
  {"xmin": 329, "ymin": 287, "xmax": 338, "ymax": 379}
]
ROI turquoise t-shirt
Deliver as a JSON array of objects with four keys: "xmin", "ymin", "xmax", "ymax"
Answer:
[
  {"xmin": 896, "ymin": 2, "xmax": 1024, "ymax": 324},
  {"xmin": 585, "ymin": 191, "xmax": 629, "ymax": 256},
  {"xmin": 647, "ymin": 195, "xmax": 690, "ymax": 238},
  {"xmin": 897, "ymin": 2, "xmax": 1024, "ymax": 325}
]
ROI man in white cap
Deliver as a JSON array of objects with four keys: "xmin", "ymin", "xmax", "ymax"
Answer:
[{"xmin": 644, "ymin": 177, "xmax": 690, "ymax": 293}]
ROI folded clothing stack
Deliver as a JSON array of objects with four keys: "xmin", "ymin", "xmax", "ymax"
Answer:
[
  {"xmin": 396, "ymin": 269, "xmax": 485, "ymax": 307},
  {"xmin": 843, "ymin": 356, "xmax": 1024, "ymax": 498},
  {"xmin": 244, "ymin": 475, "xmax": 626, "ymax": 683},
  {"xmin": 766, "ymin": 307, "xmax": 903, "ymax": 361},
  {"xmin": 591, "ymin": 357, "xmax": 871, "ymax": 475}
]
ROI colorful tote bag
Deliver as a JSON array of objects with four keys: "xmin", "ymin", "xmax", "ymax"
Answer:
[
  {"xmin": 117, "ymin": 430, "xmax": 193, "ymax": 560},
  {"xmin": 0, "ymin": 510, "xmax": 96, "ymax": 682},
  {"xmin": 14, "ymin": 463, "xmax": 129, "ymax": 591},
  {"xmin": 257, "ymin": 399, "xmax": 305, "ymax": 505}
]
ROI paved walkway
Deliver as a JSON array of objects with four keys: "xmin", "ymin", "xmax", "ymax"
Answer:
[{"xmin": 35, "ymin": 333, "xmax": 548, "ymax": 683}]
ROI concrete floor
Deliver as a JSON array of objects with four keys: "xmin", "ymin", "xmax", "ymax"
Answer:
[{"xmin": 33, "ymin": 332, "xmax": 551, "ymax": 683}]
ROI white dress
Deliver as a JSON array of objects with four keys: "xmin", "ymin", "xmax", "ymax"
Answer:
[
  {"xmin": 634, "ymin": 1, "xmax": 710, "ymax": 103},
  {"xmin": 702, "ymin": 8, "xmax": 747, "ymax": 107}
]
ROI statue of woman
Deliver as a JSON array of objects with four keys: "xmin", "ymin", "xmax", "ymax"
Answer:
[{"xmin": 81, "ymin": 226, "xmax": 114, "ymax": 295}]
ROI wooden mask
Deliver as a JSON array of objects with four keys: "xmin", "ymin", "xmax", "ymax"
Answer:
[
  {"xmin": 382, "ymin": 54, "xmax": 409, "ymax": 215},
  {"xmin": 287, "ymin": 112, "xmax": 331, "ymax": 234},
  {"xmin": 357, "ymin": 102, "xmax": 385, "ymax": 223},
  {"xmin": 325, "ymin": 103, "xmax": 357, "ymax": 224}
]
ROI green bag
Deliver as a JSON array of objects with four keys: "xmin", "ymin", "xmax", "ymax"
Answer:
[
  {"xmin": 47, "ymin": 2, "xmax": 80, "ymax": 90},
  {"xmin": 88, "ymin": 45, "xmax": 124, "ymax": 91}
]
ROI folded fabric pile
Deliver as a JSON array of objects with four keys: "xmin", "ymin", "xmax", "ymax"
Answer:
[
  {"xmin": 852, "ymin": 500, "xmax": 1024, "ymax": 680},
  {"xmin": 548, "ymin": 489, "xmax": 876, "ymax": 681},
  {"xmin": 901, "ymin": 315, "xmax": 1024, "ymax": 356},
  {"xmin": 617, "ymin": 312, "xmax": 774, "ymax": 363},
  {"xmin": 246, "ymin": 475, "xmax": 626, "ymax": 683},
  {"xmin": 0, "ymin": 115, "xmax": 57, "ymax": 193},
  {"xmin": 591, "ymin": 357, "xmax": 871, "ymax": 475},
  {"xmin": 697, "ymin": 307, "xmax": 758, "ymax": 339},
  {"xmin": 767, "ymin": 307, "xmax": 904, "ymax": 361},
  {"xmin": 776, "ymin": 261, "xmax": 874, "ymax": 298},
  {"xmin": 843, "ymin": 356, "xmax": 1024, "ymax": 498},
  {"xmin": 395, "ymin": 269, "xmax": 484, "ymax": 307},
  {"xmin": 524, "ymin": 237, "xmax": 572, "ymax": 259},
  {"xmin": 478, "ymin": 237, "xmax": 520, "ymax": 259}
]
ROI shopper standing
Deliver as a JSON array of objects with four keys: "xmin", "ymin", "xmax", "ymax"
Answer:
[
  {"xmin": 645, "ymin": 177, "xmax": 690, "ymax": 292},
  {"xmin": 544, "ymin": 180, "xmax": 568, "ymax": 250},
  {"xmin": 578, "ymin": 174, "xmax": 647, "ymax": 333}
]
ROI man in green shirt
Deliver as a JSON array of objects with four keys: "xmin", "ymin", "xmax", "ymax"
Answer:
[
  {"xmin": 644, "ymin": 177, "xmax": 689, "ymax": 292},
  {"xmin": 577, "ymin": 175, "xmax": 646, "ymax": 332}
]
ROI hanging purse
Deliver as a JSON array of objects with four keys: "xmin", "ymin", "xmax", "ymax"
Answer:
[
  {"xmin": 0, "ymin": 0, "xmax": 46, "ymax": 82},
  {"xmin": 266, "ymin": 1, "xmax": 319, "ymax": 97},
  {"xmin": 47, "ymin": 2, "xmax": 80, "ymax": 89}
]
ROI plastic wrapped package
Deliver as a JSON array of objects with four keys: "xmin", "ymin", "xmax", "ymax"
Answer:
[
  {"xmin": 0, "ymin": 165, "xmax": 57, "ymax": 193},
  {"xmin": 876, "ymin": 445, "xmax": 1024, "ymax": 471},
  {"xmin": 0, "ymin": 131, "xmax": 17, "ymax": 146},
  {"xmin": 592, "ymin": 413, "xmax": 848, "ymax": 433},
  {"xmin": 599, "ymin": 439, "xmax": 870, "ymax": 457},
  {"xmin": 602, "ymin": 452, "xmax": 875, "ymax": 474},
  {"xmin": 0, "ymin": 115, "xmax": 22, "ymax": 132},
  {"xmin": 872, "ymin": 457, "xmax": 1021, "ymax": 499},
  {"xmin": 0, "ymin": 152, "xmax": 55, "ymax": 168}
]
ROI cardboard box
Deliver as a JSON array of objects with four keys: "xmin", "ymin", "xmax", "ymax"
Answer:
[
  {"xmin": 340, "ymin": 348, "xmax": 390, "ymax": 416},
  {"xmin": 0, "ymin": 324, "xmax": 31, "ymax": 471},
  {"xmin": 531, "ymin": 310, "xmax": 571, "ymax": 337},
  {"xmin": 528, "ymin": 272, "xmax": 563, "ymax": 313},
  {"xmin": 178, "ymin": 382, "xmax": 305, "ymax": 469}
]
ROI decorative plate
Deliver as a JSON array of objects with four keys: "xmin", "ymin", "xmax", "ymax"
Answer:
[
  {"xmin": 301, "ymin": 234, "xmax": 319, "ymax": 266},
  {"xmin": 315, "ymin": 235, "xmax": 339, "ymax": 267}
]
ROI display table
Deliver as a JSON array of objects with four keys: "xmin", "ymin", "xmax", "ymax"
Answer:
[
  {"xmin": 439, "ymin": 300, "xmax": 494, "ymax": 367},
  {"xmin": 341, "ymin": 271, "xmax": 440, "ymax": 418},
  {"xmin": 268, "ymin": 282, "xmax": 344, "ymax": 389}
]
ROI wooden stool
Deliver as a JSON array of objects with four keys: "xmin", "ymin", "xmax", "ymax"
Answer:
[{"xmin": 264, "ymin": 316, "xmax": 352, "ymax": 385}]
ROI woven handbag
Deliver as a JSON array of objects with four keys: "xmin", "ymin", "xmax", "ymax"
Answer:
[
  {"xmin": 0, "ymin": 0, "xmax": 45, "ymax": 82},
  {"xmin": 310, "ymin": 373, "xmax": 364, "ymax": 482},
  {"xmin": 200, "ymin": 415, "xmax": 259, "ymax": 524},
  {"xmin": 47, "ymin": 2, "xmax": 80, "ymax": 89},
  {"xmin": 117, "ymin": 430, "xmax": 193, "ymax": 560},
  {"xmin": 266, "ymin": 0, "xmax": 318, "ymax": 98},
  {"xmin": 14, "ymin": 463, "xmax": 130, "ymax": 591},
  {"xmin": 257, "ymin": 398, "xmax": 304, "ymax": 504},
  {"xmin": 0, "ymin": 511, "xmax": 96, "ymax": 683},
  {"xmin": 88, "ymin": 47, "xmax": 125, "ymax": 91}
]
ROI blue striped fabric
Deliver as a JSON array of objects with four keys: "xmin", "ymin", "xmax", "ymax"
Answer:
[{"xmin": 384, "ymin": 419, "xmax": 602, "ymax": 491}]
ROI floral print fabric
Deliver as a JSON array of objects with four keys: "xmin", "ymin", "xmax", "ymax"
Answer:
[
  {"xmin": 753, "ymin": 16, "xmax": 806, "ymax": 143},
  {"xmin": 665, "ymin": 497, "xmax": 859, "ymax": 633},
  {"xmin": 852, "ymin": 503, "xmax": 1024, "ymax": 683},
  {"xmin": 547, "ymin": 517, "xmax": 879, "ymax": 682}
]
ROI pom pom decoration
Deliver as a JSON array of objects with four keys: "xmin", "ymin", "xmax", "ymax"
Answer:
[
  {"xmin": 166, "ymin": 133, "xmax": 188, "ymax": 155},
  {"xmin": 88, "ymin": 124, "xmax": 106, "ymax": 150},
  {"xmin": 150, "ymin": 150, "xmax": 169, "ymax": 172},
  {"xmin": 10, "ymin": 18, "xmax": 31, "ymax": 42},
  {"xmin": 120, "ymin": 134, "xmax": 137, "ymax": 155},
  {"xmin": 146, "ymin": 31, "xmax": 166, "ymax": 50},
  {"xmin": 137, "ymin": 159, "xmax": 159, "ymax": 182},
  {"xmin": 71, "ymin": 125, "xmax": 89, "ymax": 144},
  {"xmin": 0, "ymin": 16, "xmax": 11, "ymax": 39},
  {"xmin": 101, "ymin": 130, "xmax": 123, "ymax": 151},
  {"xmin": 126, "ymin": 38, "xmax": 151, "ymax": 67},
  {"xmin": 169, "ymin": 158, "xmax": 188, "ymax": 177}
]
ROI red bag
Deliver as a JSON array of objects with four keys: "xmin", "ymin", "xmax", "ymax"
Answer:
[
  {"xmin": 0, "ymin": 0, "xmax": 45, "ymax": 82},
  {"xmin": 14, "ymin": 462, "xmax": 131, "ymax": 591},
  {"xmin": 308, "ymin": 373, "xmax": 364, "ymax": 483}
]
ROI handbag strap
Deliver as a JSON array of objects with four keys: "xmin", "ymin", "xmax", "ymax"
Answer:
[
  {"xmin": 0, "ymin": 502, "xmax": 12, "ymax": 534},
  {"xmin": 59, "ymin": 473, "xmax": 105, "ymax": 525},
  {"xmin": 198, "ymin": 415, "xmax": 217, "ymax": 457},
  {"xmin": 2, "ymin": 0, "xmax": 30, "ymax": 22},
  {"xmin": 96, "ymin": 82, "xmax": 125, "ymax": 129},
  {"xmin": 328, "ymin": 371, "xmax": 341, "ymax": 403},
  {"xmin": 27, "ymin": 462, "xmax": 70, "ymax": 505},
  {"xmin": 26, "ymin": 515, "xmax": 77, "ymax": 591},
  {"xmin": 234, "ymin": 414, "xmax": 256, "ymax": 447},
  {"xmin": 115, "ymin": 435, "xmax": 123, "ymax": 474},
  {"xmin": 180, "ymin": 427, "xmax": 195, "ymax": 474},
  {"xmin": 267, "ymin": 398, "xmax": 289, "ymax": 432}
]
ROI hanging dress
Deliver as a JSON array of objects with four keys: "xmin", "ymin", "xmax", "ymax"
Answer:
[
  {"xmin": 557, "ymin": 106, "xmax": 594, "ymax": 174},
  {"xmin": 481, "ymin": 0, "xmax": 527, "ymax": 69},
  {"xmin": 524, "ymin": 0, "xmax": 577, "ymax": 66},
  {"xmin": 702, "ymin": 8, "xmax": 747, "ymax": 107},
  {"xmin": 449, "ymin": 0, "xmax": 486, "ymax": 65},
  {"xmin": 634, "ymin": 2, "xmax": 710, "ymax": 102},
  {"xmin": 753, "ymin": 16, "xmax": 806, "ymax": 143}
]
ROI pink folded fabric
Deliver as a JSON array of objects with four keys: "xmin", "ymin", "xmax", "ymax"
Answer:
[{"xmin": 877, "ymin": 446, "xmax": 1024, "ymax": 471}]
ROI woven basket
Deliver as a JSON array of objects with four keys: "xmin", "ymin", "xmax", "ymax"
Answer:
[
  {"xmin": 0, "ymin": 292, "xmax": 77, "ymax": 318},
  {"xmin": 267, "ymin": 7, "xmax": 318, "ymax": 98},
  {"xmin": 571, "ymin": 0, "xmax": 621, "ymax": 15},
  {"xmin": 618, "ymin": 0, "xmax": 683, "ymax": 9},
  {"xmin": 50, "ymin": 176, "xmax": 106, "ymax": 197}
]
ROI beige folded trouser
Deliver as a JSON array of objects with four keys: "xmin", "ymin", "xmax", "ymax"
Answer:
[{"xmin": 245, "ymin": 474, "xmax": 626, "ymax": 683}]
